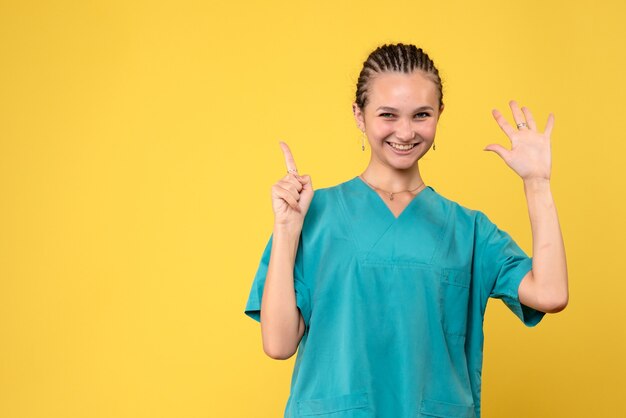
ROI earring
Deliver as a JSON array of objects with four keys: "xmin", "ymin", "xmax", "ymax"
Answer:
[
  {"xmin": 433, "ymin": 142, "xmax": 436, "ymax": 151},
  {"xmin": 361, "ymin": 130, "xmax": 366, "ymax": 151}
]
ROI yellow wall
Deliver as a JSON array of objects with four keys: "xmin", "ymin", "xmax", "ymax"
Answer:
[{"xmin": 1, "ymin": 1, "xmax": 624, "ymax": 417}]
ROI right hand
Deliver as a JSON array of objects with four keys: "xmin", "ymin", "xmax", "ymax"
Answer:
[{"xmin": 271, "ymin": 141, "xmax": 314, "ymax": 228}]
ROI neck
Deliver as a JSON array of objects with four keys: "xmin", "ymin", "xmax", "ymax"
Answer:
[{"xmin": 361, "ymin": 162, "xmax": 424, "ymax": 192}]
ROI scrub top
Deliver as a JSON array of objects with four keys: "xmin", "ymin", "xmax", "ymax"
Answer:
[{"xmin": 244, "ymin": 176, "xmax": 545, "ymax": 418}]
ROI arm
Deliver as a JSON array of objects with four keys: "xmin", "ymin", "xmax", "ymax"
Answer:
[
  {"xmin": 518, "ymin": 178, "xmax": 568, "ymax": 313},
  {"xmin": 485, "ymin": 100, "xmax": 569, "ymax": 314},
  {"xmin": 260, "ymin": 141, "xmax": 313, "ymax": 359},
  {"xmin": 261, "ymin": 225, "xmax": 306, "ymax": 359}
]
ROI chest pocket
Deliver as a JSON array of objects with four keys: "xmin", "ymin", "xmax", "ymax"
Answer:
[
  {"xmin": 440, "ymin": 268, "xmax": 471, "ymax": 337},
  {"xmin": 353, "ymin": 260, "xmax": 471, "ymax": 339}
]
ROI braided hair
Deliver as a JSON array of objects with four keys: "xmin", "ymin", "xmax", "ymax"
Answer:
[{"xmin": 355, "ymin": 43, "xmax": 443, "ymax": 111}]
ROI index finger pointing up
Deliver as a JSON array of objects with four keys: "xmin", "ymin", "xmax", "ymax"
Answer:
[{"xmin": 279, "ymin": 141, "xmax": 298, "ymax": 175}]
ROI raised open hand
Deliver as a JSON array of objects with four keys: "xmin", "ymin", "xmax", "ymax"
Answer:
[
  {"xmin": 484, "ymin": 100, "xmax": 554, "ymax": 181},
  {"xmin": 271, "ymin": 141, "xmax": 314, "ymax": 228}
]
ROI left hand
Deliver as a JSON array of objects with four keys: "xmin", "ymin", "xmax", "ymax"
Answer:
[{"xmin": 484, "ymin": 100, "xmax": 554, "ymax": 181}]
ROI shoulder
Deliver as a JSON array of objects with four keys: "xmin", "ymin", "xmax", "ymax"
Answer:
[
  {"xmin": 428, "ymin": 187, "xmax": 492, "ymax": 231},
  {"xmin": 307, "ymin": 177, "xmax": 357, "ymax": 207},
  {"xmin": 313, "ymin": 177, "xmax": 358, "ymax": 194},
  {"xmin": 301, "ymin": 177, "xmax": 357, "ymax": 227}
]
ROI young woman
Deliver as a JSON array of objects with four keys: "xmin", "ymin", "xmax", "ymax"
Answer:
[{"xmin": 244, "ymin": 43, "xmax": 568, "ymax": 418}]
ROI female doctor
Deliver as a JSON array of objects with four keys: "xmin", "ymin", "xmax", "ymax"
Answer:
[{"xmin": 244, "ymin": 43, "xmax": 568, "ymax": 418}]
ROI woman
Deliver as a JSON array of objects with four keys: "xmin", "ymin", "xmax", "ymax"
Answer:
[{"xmin": 244, "ymin": 43, "xmax": 568, "ymax": 418}]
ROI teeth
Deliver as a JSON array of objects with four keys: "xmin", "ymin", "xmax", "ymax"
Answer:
[{"xmin": 388, "ymin": 142, "xmax": 416, "ymax": 150}]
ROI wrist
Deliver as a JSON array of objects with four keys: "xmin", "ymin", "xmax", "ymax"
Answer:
[
  {"xmin": 273, "ymin": 222, "xmax": 302, "ymax": 239},
  {"xmin": 523, "ymin": 177, "xmax": 551, "ymax": 190}
]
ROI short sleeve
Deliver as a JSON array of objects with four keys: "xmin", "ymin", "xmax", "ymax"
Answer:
[
  {"xmin": 474, "ymin": 211, "xmax": 545, "ymax": 327},
  {"xmin": 244, "ymin": 233, "xmax": 312, "ymax": 329}
]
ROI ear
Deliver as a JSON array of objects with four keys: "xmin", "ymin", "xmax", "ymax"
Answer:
[
  {"xmin": 437, "ymin": 104, "xmax": 445, "ymax": 120},
  {"xmin": 352, "ymin": 102, "xmax": 365, "ymax": 131}
]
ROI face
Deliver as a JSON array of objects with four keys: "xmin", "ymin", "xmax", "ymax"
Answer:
[{"xmin": 353, "ymin": 70, "xmax": 444, "ymax": 171}]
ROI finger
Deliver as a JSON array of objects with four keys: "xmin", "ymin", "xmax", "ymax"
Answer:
[
  {"xmin": 279, "ymin": 141, "xmax": 298, "ymax": 175},
  {"xmin": 298, "ymin": 174, "xmax": 312, "ymax": 187},
  {"xmin": 297, "ymin": 175, "xmax": 314, "ymax": 194},
  {"xmin": 509, "ymin": 100, "xmax": 528, "ymax": 130},
  {"xmin": 280, "ymin": 176, "xmax": 303, "ymax": 193},
  {"xmin": 491, "ymin": 109, "xmax": 516, "ymax": 139},
  {"xmin": 273, "ymin": 186, "xmax": 300, "ymax": 211},
  {"xmin": 277, "ymin": 181, "xmax": 302, "ymax": 201},
  {"xmin": 544, "ymin": 113, "xmax": 555, "ymax": 137},
  {"xmin": 483, "ymin": 143, "xmax": 511, "ymax": 162},
  {"xmin": 521, "ymin": 106, "xmax": 537, "ymax": 131},
  {"xmin": 294, "ymin": 174, "xmax": 314, "ymax": 189}
]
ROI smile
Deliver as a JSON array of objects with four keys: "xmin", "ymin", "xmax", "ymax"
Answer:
[{"xmin": 386, "ymin": 142, "xmax": 417, "ymax": 151}]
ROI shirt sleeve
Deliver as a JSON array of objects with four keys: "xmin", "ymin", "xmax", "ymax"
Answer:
[
  {"xmin": 244, "ymin": 233, "xmax": 312, "ymax": 329},
  {"xmin": 474, "ymin": 211, "xmax": 545, "ymax": 327}
]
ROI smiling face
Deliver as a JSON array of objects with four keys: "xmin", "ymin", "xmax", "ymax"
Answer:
[{"xmin": 353, "ymin": 70, "xmax": 444, "ymax": 171}]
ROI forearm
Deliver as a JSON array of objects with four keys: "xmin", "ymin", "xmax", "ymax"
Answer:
[
  {"xmin": 524, "ymin": 178, "xmax": 569, "ymax": 311},
  {"xmin": 260, "ymin": 224, "xmax": 304, "ymax": 359}
]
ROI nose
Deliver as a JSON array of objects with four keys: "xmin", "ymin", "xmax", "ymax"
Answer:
[{"xmin": 395, "ymin": 119, "xmax": 415, "ymax": 142}]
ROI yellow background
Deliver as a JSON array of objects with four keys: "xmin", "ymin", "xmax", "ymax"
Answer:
[{"xmin": 1, "ymin": 0, "xmax": 624, "ymax": 417}]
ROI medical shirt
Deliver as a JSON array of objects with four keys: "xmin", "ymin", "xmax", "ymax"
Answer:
[{"xmin": 244, "ymin": 176, "xmax": 545, "ymax": 418}]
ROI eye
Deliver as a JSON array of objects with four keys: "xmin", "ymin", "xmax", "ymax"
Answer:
[
  {"xmin": 379, "ymin": 113, "xmax": 395, "ymax": 118},
  {"xmin": 415, "ymin": 112, "xmax": 431, "ymax": 119}
]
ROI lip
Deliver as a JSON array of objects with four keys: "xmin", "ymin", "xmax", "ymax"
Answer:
[{"xmin": 385, "ymin": 141, "xmax": 419, "ymax": 154}]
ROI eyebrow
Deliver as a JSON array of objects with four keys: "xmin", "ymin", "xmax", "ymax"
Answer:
[{"xmin": 376, "ymin": 106, "xmax": 435, "ymax": 112}]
